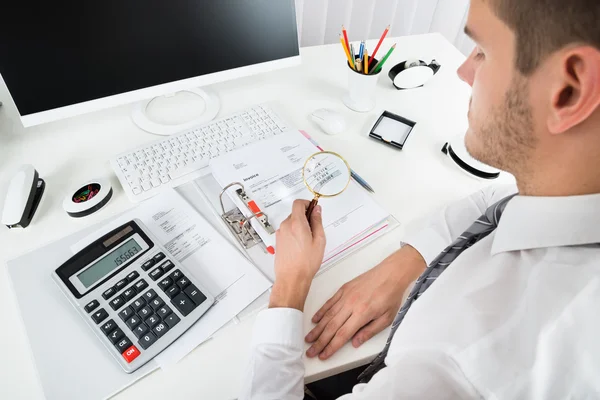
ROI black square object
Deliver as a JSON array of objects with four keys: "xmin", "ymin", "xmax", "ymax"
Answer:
[{"xmin": 369, "ymin": 111, "xmax": 416, "ymax": 150}]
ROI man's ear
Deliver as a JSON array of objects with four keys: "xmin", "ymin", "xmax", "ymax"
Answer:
[{"xmin": 547, "ymin": 46, "xmax": 600, "ymax": 134}]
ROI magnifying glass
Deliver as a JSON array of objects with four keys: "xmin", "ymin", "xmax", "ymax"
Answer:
[{"xmin": 302, "ymin": 151, "xmax": 352, "ymax": 218}]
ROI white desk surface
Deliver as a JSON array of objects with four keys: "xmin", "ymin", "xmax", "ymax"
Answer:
[{"xmin": 0, "ymin": 33, "xmax": 513, "ymax": 399}]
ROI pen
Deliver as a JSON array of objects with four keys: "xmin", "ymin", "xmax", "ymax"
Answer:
[{"xmin": 359, "ymin": 41, "xmax": 364, "ymax": 60}]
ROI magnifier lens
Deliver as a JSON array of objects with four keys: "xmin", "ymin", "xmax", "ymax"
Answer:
[{"xmin": 303, "ymin": 153, "xmax": 351, "ymax": 196}]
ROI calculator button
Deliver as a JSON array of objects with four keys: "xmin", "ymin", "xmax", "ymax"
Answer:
[
  {"xmin": 118, "ymin": 306, "xmax": 134, "ymax": 322},
  {"xmin": 134, "ymin": 279, "xmax": 148, "ymax": 292},
  {"xmin": 152, "ymin": 322, "xmax": 169, "ymax": 338},
  {"xmin": 122, "ymin": 287, "xmax": 137, "ymax": 302},
  {"xmin": 108, "ymin": 327, "xmax": 125, "ymax": 344},
  {"xmin": 165, "ymin": 285, "xmax": 180, "ymax": 299},
  {"xmin": 122, "ymin": 345, "xmax": 141, "ymax": 363},
  {"xmin": 156, "ymin": 305, "xmax": 172, "ymax": 318},
  {"xmin": 184, "ymin": 284, "xmax": 207, "ymax": 306},
  {"xmin": 158, "ymin": 277, "xmax": 173, "ymax": 291},
  {"xmin": 133, "ymin": 323, "xmax": 149, "ymax": 339},
  {"xmin": 115, "ymin": 337, "xmax": 132, "ymax": 353},
  {"xmin": 115, "ymin": 278, "xmax": 128, "ymax": 291},
  {"xmin": 101, "ymin": 319, "xmax": 117, "ymax": 335},
  {"xmin": 143, "ymin": 289, "xmax": 158, "ymax": 301},
  {"xmin": 160, "ymin": 260, "xmax": 175, "ymax": 273},
  {"xmin": 126, "ymin": 271, "xmax": 140, "ymax": 281},
  {"xmin": 138, "ymin": 306, "xmax": 152, "ymax": 318},
  {"xmin": 109, "ymin": 296, "xmax": 125, "ymax": 310},
  {"xmin": 145, "ymin": 314, "xmax": 160, "ymax": 328},
  {"xmin": 149, "ymin": 296, "xmax": 164, "ymax": 311},
  {"xmin": 131, "ymin": 297, "xmax": 146, "ymax": 311},
  {"xmin": 84, "ymin": 299, "xmax": 100, "ymax": 313},
  {"xmin": 170, "ymin": 269, "xmax": 183, "ymax": 280},
  {"xmin": 141, "ymin": 259, "xmax": 155, "ymax": 271},
  {"xmin": 126, "ymin": 315, "xmax": 142, "ymax": 330},
  {"xmin": 164, "ymin": 313, "xmax": 181, "ymax": 328},
  {"xmin": 138, "ymin": 332, "xmax": 158, "ymax": 350},
  {"xmin": 102, "ymin": 287, "xmax": 117, "ymax": 300},
  {"xmin": 149, "ymin": 267, "xmax": 164, "ymax": 281},
  {"xmin": 153, "ymin": 252, "xmax": 166, "ymax": 263},
  {"xmin": 91, "ymin": 308, "xmax": 109, "ymax": 324},
  {"xmin": 171, "ymin": 292, "xmax": 197, "ymax": 316},
  {"xmin": 175, "ymin": 276, "xmax": 191, "ymax": 289}
]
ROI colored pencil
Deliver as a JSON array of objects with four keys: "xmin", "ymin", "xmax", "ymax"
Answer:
[
  {"xmin": 359, "ymin": 41, "xmax": 364, "ymax": 60},
  {"xmin": 364, "ymin": 49, "xmax": 368, "ymax": 74},
  {"xmin": 342, "ymin": 25, "xmax": 350, "ymax": 54},
  {"xmin": 369, "ymin": 24, "xmax": 390, "ymax": 67},
  {"xmin": 370, "ymin": 43, "xmax": 396, "ymax": 74},
  {"xmin": 340, "ymin": 34, "xmax": 353, "ymax": 67}
]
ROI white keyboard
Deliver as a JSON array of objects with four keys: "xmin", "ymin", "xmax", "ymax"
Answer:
[{"xmin": 111, "ymin": 104, "xmax": 290, "ymax": 202}]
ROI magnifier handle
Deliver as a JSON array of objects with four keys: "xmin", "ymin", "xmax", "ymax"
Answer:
[{"xmin": 306, "ymin": 199, "xmax": 319, "ymax": 219}]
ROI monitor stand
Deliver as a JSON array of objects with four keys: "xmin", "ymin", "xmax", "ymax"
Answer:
[{"xmin": 131, "ymin": 87, "xmax": 220, "ymax": 136}]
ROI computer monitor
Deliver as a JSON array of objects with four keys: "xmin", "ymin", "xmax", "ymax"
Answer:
[{"xmin": 0, "ymin": 0, "xmax": 300, "ymax": 134}]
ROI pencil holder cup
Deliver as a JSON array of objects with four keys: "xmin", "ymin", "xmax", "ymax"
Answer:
[{"xmin": 343, "ymin": 57, "xmax": 380, "ymax": 113}]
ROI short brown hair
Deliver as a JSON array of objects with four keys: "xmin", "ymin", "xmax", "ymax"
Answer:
[{"xmin": 490, "ymin": 0, "xmax": 600, "ymax": 74}]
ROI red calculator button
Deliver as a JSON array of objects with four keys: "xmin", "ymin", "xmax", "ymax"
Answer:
[{"xmin": 122, "ymin": 345, "xmax": 141, "ymax": 363}]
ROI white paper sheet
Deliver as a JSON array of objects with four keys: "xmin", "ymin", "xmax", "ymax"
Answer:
[
  {"xmin": 209, "ymin": 131, "xmax": 390, "ymax": 262},
  {"xmin": 71, "ymin": 189, "xmax": 271, "ymax": 368}
]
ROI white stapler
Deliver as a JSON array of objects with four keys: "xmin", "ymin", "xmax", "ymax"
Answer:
[{"xmin": 1, "ymin": 164, "xmax": 46, "ymax": 229}]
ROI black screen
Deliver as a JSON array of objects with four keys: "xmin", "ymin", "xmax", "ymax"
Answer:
[{"xmin": 0, "ymin": 0, "xmax": 299, "ymax": 116}]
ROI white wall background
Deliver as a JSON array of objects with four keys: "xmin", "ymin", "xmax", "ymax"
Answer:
[{"xmin": 295, "ymin": 0, "xmax": 475, "ymax": 55}]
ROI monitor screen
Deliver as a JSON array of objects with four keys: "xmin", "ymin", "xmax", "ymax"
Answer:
[{"xmin": 0, "ymin": 0, "xmax": 299, "ymax": 118}]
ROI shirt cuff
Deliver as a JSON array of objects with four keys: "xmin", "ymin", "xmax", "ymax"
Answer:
[
  {"xmin": 402, "ymin": 228, "xmax": 448, "ymax": 266},
  {"xmin": 251, "ymin": 308, "xmax": 304, "ymax": 349}
]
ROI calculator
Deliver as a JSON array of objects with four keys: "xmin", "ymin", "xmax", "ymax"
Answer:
[{"xmin": 52, "ymin": 219, "xmax": 215, "ymax": 373}]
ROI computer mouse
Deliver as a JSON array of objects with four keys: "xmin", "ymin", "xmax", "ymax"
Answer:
[{"xmin": 310, "ymin": 108, "xmax": 347, "ymax": 135}]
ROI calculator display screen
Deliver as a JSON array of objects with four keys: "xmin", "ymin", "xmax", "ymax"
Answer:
[{"xmin": 77, "ymin": 238, "xmax": 143, "ymax": 288}]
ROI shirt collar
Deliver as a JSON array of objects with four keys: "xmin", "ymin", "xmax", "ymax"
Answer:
[{"xmin": 491, "ymin": 193, "xmax": 600, "ymax": 255}]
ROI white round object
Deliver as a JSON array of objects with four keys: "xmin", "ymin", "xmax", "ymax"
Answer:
[
  {"xmin": 63, "ymin": 178, "xmax": 113, "ymax": 218},
  {"xmin": 310, "ymin": 108, "xmax": 347, "ymax": 135},
  {"xmin": 393, "ymin": 66, "xmax": 434, "ymax": 89},
  {"xmin": 444, "ymin": 136, "xmax": 500, "ymax": 179},
  {"xmin": 132, "ymin": 87, "xmax": 220, "ymax": 136}
]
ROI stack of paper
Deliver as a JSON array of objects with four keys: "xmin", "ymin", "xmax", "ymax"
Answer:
[{"xmin": 209, "ymin": 130, "xmax": 394, "ymax": 273}]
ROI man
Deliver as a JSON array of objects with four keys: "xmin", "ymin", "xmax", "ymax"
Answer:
[{"xmin": 240, "ymin": 0, "xmax": 600, "ymax": 398}]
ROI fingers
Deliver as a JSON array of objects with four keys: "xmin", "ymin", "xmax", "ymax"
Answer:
[
  {"xmin": 317, "ymin": 312, "xmax": 372, "ymax": 360},
  {"xmin": 351, "ymin": 314, "xmax": 394, "ymax": 348},
  {"xmin": 292, "ymin": 199, "xmax": 311, "ymax": 218},
  {"xmin": 309, "ymin": 205, "xmax": 326, "ymax": 245},
  {"xmin": 305, "ymin": 307, "xmax": 352, "ymax": 358},
  {"xmin": 311, "ymin": 289, "xmax": 343, "ymax": 324}
]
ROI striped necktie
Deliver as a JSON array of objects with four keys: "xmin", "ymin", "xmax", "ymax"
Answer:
[{"xmin": 358, "ymin": 194, "xmax": 516, "ymax": 382}]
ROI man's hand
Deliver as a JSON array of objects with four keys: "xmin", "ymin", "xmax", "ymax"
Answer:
[
  {"xmin": 305, "ymin": 245, "xmax": 426, "ymax": 360},
  {"xmin": 269, "ymin": 200, "xmax": 327, "ymax": 312}
]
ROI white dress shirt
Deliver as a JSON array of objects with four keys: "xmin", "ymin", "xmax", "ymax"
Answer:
[{"xmin": 239, "ymin": 185, "xmax": 600, "ymax": 399}]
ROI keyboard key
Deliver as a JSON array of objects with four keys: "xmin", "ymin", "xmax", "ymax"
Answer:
[
  {"xmin": 170, "ymin": 269, "xmax": 183, "ymax": 280},
  {"xmin": 171, "ymin": 292, "xmax": 197, "ymax": 316},
  {"xmin": 153, "ymin": 252, "xmax": 165, "ymax": 263},
  {"xmin": 132, "ymin": 323, "xmax": 149, "ymax": 339},
  {"xmin": 143, "ymin": 289, "xmax": 157, "ymax": 301},
  {"xmin": 138, "ymin": 332, "xmax": 158, "ymax": 350},
  {"xmin": 160, "ymin": 260, "xmax": 175, "ymax": 273},
  {"xmin": 149, "ymin": 267, "xmax": 164, "ymax": 281},
  {"xmin": 115, "ymin": 337, "xmax": 133, "ymax": 353},
  {"xmin": 165, "ymin": 285, "xmax": 180, "ymax": 299},
  {"xmin": 138, "ymin": 306, "xmax": 153, "ymax": 318},
  {"xmin": 115, "ymin": 278, "xmax": 128, "ymax": 291},
  {"xmin": 134, "ymin": 279, "xmax": 148, "ymax": 292},
  {"xmin": 141, "ymin": 259, "xmax": 155, "ymax": 271},
  {"xmin": 175, "ymin": 276, "xmax": 191, "ymax": 289},
  {"xmin": 126, "ymin": 271, "xmax": 140, "ymax": 281},
  {"xmin": 131, "ymin": 297, "xmax": 146, "ymax": 311},
  {"xmin": 122, "ymin": 345, "xmax": 141, "ymax": 363},
  {"xmin": 158, "ymin": 277, "xmax": 173, "ymax": 291},
  {"xmin": 109, "ymin": 296, "xmax": 125, "ymax": 310},
  {"xmin": 108, "ymin": 327, "xmax": 125, "ymax": 344},
  {"xmin": 126, "ymin": 315, "xmax": 142, "ymax": 330},
  {"xmin": 118, "ymin": 306, "xmax": 135, "ymax": 322},
  {"xmin": 122, "ymin": 287, "xmax": 137, "ymax": 302},
  {"xmin": 184, "ymin": 284, "xmax": 207, "ymax": 306},
  {"xmin": 100, "ymin": 319, "xmax": 117, "ymax": 335},
  {"xmin": 102, "ymin": 287, "xmax": 116, "ymax": 300},
  {"xmin": 164, "ymin": 313, "xmax": 181, "ymax": 329},
  {"xmin": 152, "ymin": 322, "xmax": 169, "ymax": 338},
  {"xmin": 91, "ymin": 308, "xmax": 109, "ymax": 324},
  {"xmin": 84, "ymin": 299, "xmax": 100, "ymax": 313},
  {"xmin": 145, "ymin": 314, "xmax": 160, "ymax": 328},
  {"xmin": 156, "ymin": 305, "xmax": 172, "ymax": 319},
  {"xmin": 149, "ymin": 296, "xmax": 164, "ymax": 311},
  {"xmin": 141, "ymin": 180, "xmax": 151, "ymax": 191}
]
